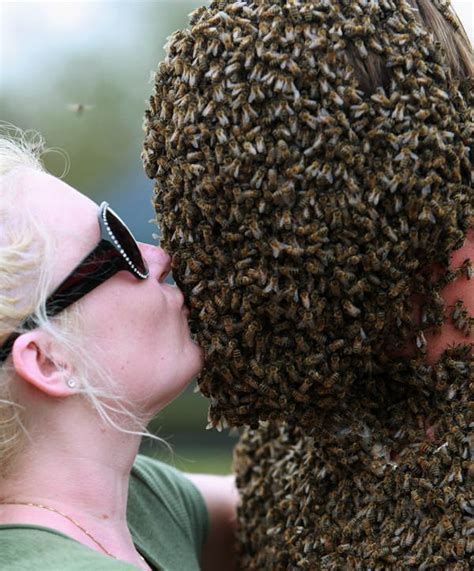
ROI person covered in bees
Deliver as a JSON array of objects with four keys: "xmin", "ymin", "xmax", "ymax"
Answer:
[{"xmin": 143, "ymin": 0, "xmax": 473, "ymax": 568}]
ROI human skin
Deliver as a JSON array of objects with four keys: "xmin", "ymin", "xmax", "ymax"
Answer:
[
  {"xmin": 392, "ymin": 228, "xmax": 473, "ymax": 365},
  {"xmin": 0, "ymin": 169, "xmax": 214, "ymax": 568},
  {"xmin": 11, "ymin": 169, "xmax": 204, "ymax": 411},
  {"xmin": 423, "ymin": 229, "xmax": 473, "ymax": 364}
]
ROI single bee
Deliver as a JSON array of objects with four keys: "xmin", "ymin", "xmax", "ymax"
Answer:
[
  {"xmin": 249, "ymin": 359, "xmax": 264, "ymax": 378},
  {"xmin": 233, "ymin": 349, "xmax": 245, "ymax": 370},
  {"xmin": 66, "ymin": 103, "xmax": 94, "ymax": 116},
  {"xmin": 461, "ymin": 258, "xmax": 472, "ymax": 279},
  {"xmin": 287, "ymin": 0, "xmax": 300, "ymax": 20},
  {"xmin": 439, "ymin": 268, "xmax": 460, "ymax": 288},
  {"xmin": 328, "ymin": 339, "xmax": 345, "ymax": 353},
  {"xmin": 441, "ymin": 514, "xmax": 454, "ymax": 535},
  {"xmin": 323, "ymin": 372, "xmax": 340, "ymax": 389},
  {"xmin": 257, "ymin": 381, "xmax": 278, "ymax": 399},
  {"xmin": 295, "ymin": 334, "xmax": 310, "ymax": 353},
  {"xmin": 299, "ymin": 291, "xmax": 310, "ymax": 310},
  {"xmin": 342, "ymin": 299, "xmax": 361, "ymax": 318},
  {"xmin": 286, "ymin": 245, "xmax": 305, "ymax": 259},
  {"xmin": 244, "ymin": 322, "xmax": 260, "ymax": 346}
]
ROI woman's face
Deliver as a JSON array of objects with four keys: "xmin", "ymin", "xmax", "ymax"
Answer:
[{"xmin": 21, "ymin": 169, "xmax": 203, "ymax": 414}]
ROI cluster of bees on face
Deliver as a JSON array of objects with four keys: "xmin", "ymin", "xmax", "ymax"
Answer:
[
  {"xmin": 233, "ymin": 345, "xmax": 473, "ymax": 569},
  {"xmin": 144, "ymin": 0, "xmax": 473, "ymax": 431},
  {"xmin": 144, "ymin": 0, "xmax": 473, "ymax": 565}
]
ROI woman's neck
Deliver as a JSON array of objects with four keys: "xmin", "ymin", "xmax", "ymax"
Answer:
[{"xmin": 0, "ymin": 400, "xmax": 150, "ymax": 568}]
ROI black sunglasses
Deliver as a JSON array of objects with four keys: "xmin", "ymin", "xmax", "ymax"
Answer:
[{"xmin": 0, "ymin": 201, "xmax": 149, "ymax": 364}]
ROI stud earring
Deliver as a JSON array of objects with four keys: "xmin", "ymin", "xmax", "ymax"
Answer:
[{"xmin": 67, "ymin": 379, "xmax": 77, "ymax": 389}]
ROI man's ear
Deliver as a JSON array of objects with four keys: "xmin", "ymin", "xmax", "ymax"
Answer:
[{"xmin": 11, "ymin": 331, "xmax": 74, "ymax": 398}]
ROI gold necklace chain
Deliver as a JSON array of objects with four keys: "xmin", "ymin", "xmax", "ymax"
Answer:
[{"xmin": 0, "ymin": 501, "xmax": 147, "ymax": 566}]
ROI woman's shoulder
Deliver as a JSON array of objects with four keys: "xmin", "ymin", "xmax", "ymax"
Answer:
[
  {"xmin": 130, "ymin": 453, "xmax": 208, "ymax": 509},
  {"xmin": 0, "ymin": 525, "xmax": 136, "ymax": 571},
  {"xmin": 128, "ymin": 454, "xmax": 210, "ymax": 561},
  {"xmin": 129, "ymin": 453, "xmax": 209, "ymax": 531}
]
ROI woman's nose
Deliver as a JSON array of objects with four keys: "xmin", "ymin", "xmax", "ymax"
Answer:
[
  {"xmin": 157, "ymin": 247, "xmax": 172, "ymax": 282},
  {"xmin": 139, "ymin": 242, "xmax": 171, "ymax": 281}
]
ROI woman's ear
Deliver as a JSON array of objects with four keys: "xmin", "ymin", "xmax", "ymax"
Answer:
[{"xmin": 11, "ymin": 331, "xmax": 74, "ymax": 398}]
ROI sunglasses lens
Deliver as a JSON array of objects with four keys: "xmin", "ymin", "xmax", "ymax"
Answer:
[{"xmin": 104, "ymin": 207, "xmax": 148, "ymax": 276}]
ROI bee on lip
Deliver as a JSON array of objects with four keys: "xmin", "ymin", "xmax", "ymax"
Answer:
[{"xmin": 144, "ymin": 0, "xmax": 473, "ymax": 567}]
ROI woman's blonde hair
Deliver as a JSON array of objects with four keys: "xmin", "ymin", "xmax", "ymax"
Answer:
[{"xmin": 0, "ymin": 124, "xmax": 170, "ymax": 475}]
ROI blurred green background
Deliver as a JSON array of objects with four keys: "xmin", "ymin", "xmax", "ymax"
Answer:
[
  {"xmin": 1, "ymin": 1, "xmax": 472, "ymax": 475},
  {"xmin": 0, "ymin": 0, "xmax": 243, "ymax": 475}
]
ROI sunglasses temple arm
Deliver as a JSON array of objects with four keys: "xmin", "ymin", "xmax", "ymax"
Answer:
[{"xmin": 0, "ymin": 246, "xmax": 124, "ymax": 364}]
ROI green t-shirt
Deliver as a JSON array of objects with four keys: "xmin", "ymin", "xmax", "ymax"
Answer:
[{"xmin": 0, "ymin": 454, "xmax": 210, "ymax": 570}]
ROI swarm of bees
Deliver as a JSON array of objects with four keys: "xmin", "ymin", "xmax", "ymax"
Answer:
[
  {"xmin": 233, "ymin": 342, "xmax": 473, "ymax": 569},
  {"xmin": 143, "ymin": 0, "xmax": 473, "ymax": 567}
]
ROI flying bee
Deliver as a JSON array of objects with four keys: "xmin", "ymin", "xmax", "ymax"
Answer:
[{"xmin": 66, "ymin": 103, "xmax": 94, "ymax": 116}]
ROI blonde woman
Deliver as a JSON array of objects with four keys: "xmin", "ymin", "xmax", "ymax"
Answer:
[{"xmin": 0, "ymin": 130, "xmax": 239, "ymax": 571}]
